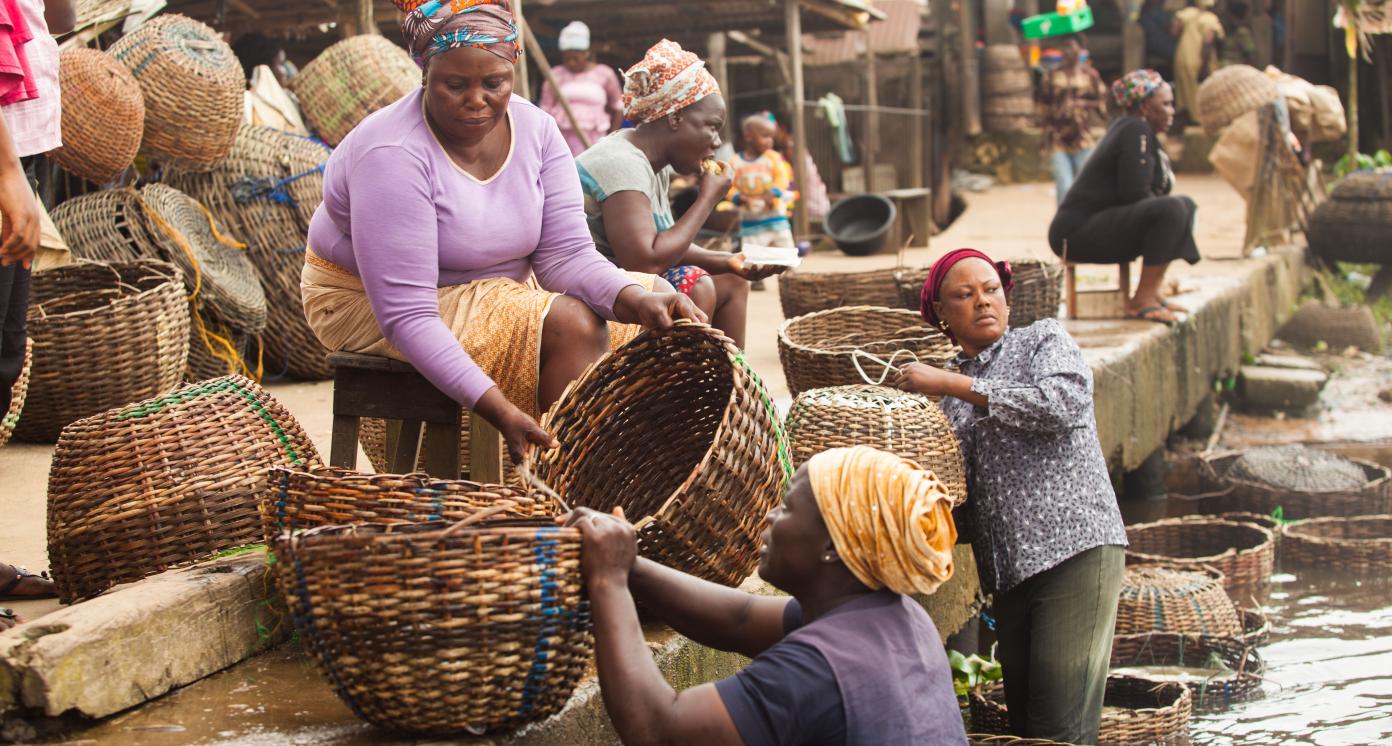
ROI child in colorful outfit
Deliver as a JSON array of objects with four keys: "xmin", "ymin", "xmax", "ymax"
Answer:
[{"xmin": 729, "ymin": 112, "xmax": 797, "ymax": 249}]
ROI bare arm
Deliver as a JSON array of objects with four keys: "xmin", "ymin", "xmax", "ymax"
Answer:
[
  {"xmin": 0, "ymin": 116, "xmax": 39, "ymax": 268},
  {"xmin": 44, "ymin": 0, "xmax": 76, "ymax": 35},
  {"xmin": 630, "ymin": 557, "xmax": 790, "ymax": 659},
  {"xmin": 600, "ymin": 167, "xmax": 733, "ymax": 274}
]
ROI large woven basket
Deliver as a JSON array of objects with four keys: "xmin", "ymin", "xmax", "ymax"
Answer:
[
  {"xmin": 1116, "ymin": 565, "xmax": 1243, "ymax": 638},
  {"xmin": 51, "ymin": 47, "xmax": 144, "ymax": 184},
  {"xmin": 778, "ymin": 306, "xmax": 958, "ymax": 397},
  {"xmin": 969, "ymin": 737, "xmax": 1075, "ymax": 746},
  {"xmin": 1125, "ymin": 517, "xmax": 1275, "ymax": 603},
  {"xmin": 893, "ymin": 258, "xmax": 1063, "ymax": 328},
  {"xmin": 1111, "ymin": 632, "xmax": 1265, "ymax": 709},
  {"xmin": 777, "ymin": 266, "xmax": 909, "ymax": 319},
  {"xmin": 1308, "ymin": 171, "xmax": 1392, "ymax": 265},
  {"xmin": 47, "ymin": 376, "xmax": 318, "ymax": 602},
  {"xmin": 971, "ymin": 675, "xmax": 1193, "ymax": 745},
  {"xmin": 785, "ymin": 385, "xmax": 967, "ymax": 505},
  {"xmin": 1199, "ymin": 451, "xmax": 1392, "ymax": 519},
  {"xmin": 529, "ymin": 322, "xmax": 787, "ymax": 587},
  {"xmin": 0, "ymin": 338, "xmax": 31, "ymax": 448},
  {"xmin": 164, "ymin": 125, "xmax": 334, "ymax": 379},
  {"xmin": 1196, "ymin": 64, "xmax": 1281, "ymax": 137},
  {"xmin": 17, "ymin": 260, "xmax": 189, "ymax": 442},
  {"xmin": 107, "ymin": 14, "xmax": 243, "ymax": 171},
  {"xmin": 289, "ymin": 35, "xmax": 419, "ymax": 146},
  {"xmin": 49, "ymin": 187, "xmax": 162, "ymax": 264},
  {"xmin": 1282, "ymin": 515, "xmax": 1392, "ymax": 570},
  {"xmin": 274, "ymin": 519, "xmax": 592, "ymax": 734}
]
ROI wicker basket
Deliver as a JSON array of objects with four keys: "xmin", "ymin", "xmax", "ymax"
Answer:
[
  {"xmin": 16, "ymin": 260, "xmax": 189, "ymax": 442},
  {"xmin": 778, "ymin": 266, "xmax": 909, "ymax": 319},
  {"xmin": 184, "ymin": 316, "xmax": 251, "ymax": 382},
  {"xmin": 1282, "ymin": 515, "xmax": 1392, "ymax": 570},
  {"xmin": 529, "ymin": 322, "xmax": 786, "ymax": 588},
  {"xmin": 107, "ymin": 14, "xmax": 243, "ymax": 171},
  {"xmin": 1308, "ymin": 171, "xmax": 1392, "ymax": 265},
  {"xmin": 969, "ymin": 737, "xmax": 1075, "ymax": 746},
  {"xmin": 49, "ymin": 188, "xmax": 163, "ymax": 264},
  {"xmin": 47, "ymin": 375, "xmax": 318, "ymax": 602},
  {"xmin": 73, "ymin": 0, "xmax": 130, "ymax": 27},
  {"xmin": 1111, "ymin": 632, "xmax": 1265, "ymax": 709},
  {"xmin": 785, "ymin": 385, "xmax": 967, "ymax": 505},
  {"xmin": 1239, "ymin": 606, "xmax": 1271, "ymax": 647},
  {"xmin": 1116, "ymin": 565, "xmax": 1243, "ymax": 638},
  {"xmin": 894, "ymin": 258, "xmax": 1063, "ymax": 328},
  {"xmin": 274, "ymin": 519, "xmax": 592, "ymax": 734},
  {"xmin": 778, "ymin": 306, "xmax": 959, "ymax": 397},
  {"xmin": 0, "ymin": 338, "xmax": 31, "ymax": 448},
  {"xmin": 1199, "ymin": 451, "xmax": 1392, "ymax": 519},
  {"xmin": 51, "ymin": 47, "xmax": 144, "ymax": 184},
  {"xmin": 289, "ymin": 35, "xmax": 419, "ymax": 146},
  {"xmin": 164, "ymin": 125, "xmax": 334, "ymax": 379},
  {"xmin": 1125, "ymin": 517, "xmax": 1275, "ymax": 602},
  {"xmin": 1196, "ymin": 64, "xmax": 1281, "ymax": 137},
  {"xmin": 971, "ymin": 676, "xmax": 1193, "ymax": 745}
]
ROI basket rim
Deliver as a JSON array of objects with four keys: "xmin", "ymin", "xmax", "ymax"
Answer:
[
  {"xmin": 276, "ymin": 518, "xmax": 579, "ymax": 547},
  {"xmin": 1281, "ymin": 514, "xmax": 1392, "ymax": 542},
  {"xmin": 1110, "ymin": 630, "xmax": 1266, "ymax": 678},
  {"xmin": 973, "ymin": 674, "xmax": 1194, "ymax": 714},
  {"xmin": 27, "ymin": 259, "xmax": 183, "ymax": 323},
  {"xmin": 1124, "ymin": 517, "xmax": 1274, "ymax": 564},
  {"xmin": 1204, "ymin": 451, "xmax": 1391, "ymax": 491},
  {"xmin": 777, "ymin": 305, "xmax": 953, "ymax": 355}
]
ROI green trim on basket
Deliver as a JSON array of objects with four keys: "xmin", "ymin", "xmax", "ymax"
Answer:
[
  {"xmin": 733, "ymin": 351, "xmax": 794, "ymax": 485},
  {"xmin": 113, "ymin": 378, "xmax": 306, "ymax": 464}
]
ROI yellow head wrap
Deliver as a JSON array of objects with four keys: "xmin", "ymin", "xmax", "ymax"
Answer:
[{"xmin": 807, "ymin": 446, "xmax": 958, "ymax": 596}]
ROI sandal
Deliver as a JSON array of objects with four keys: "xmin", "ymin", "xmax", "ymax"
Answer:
[
  {"xmin": 0, "ymin": 607, "xmax": 19, "ymax": 631},
  {"xmin": 1125, "ymin": 305, "xmax": 1178, "ymax": 327},
  {"xmin": 1159, "ymin": 298, "xmax": 1189, "ymax": 313},
  {"xmin": 0, "ymin": 564, "xmax": 58, "ymax": 600}
]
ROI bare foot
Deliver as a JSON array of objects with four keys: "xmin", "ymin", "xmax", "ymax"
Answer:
[{"xmin": 1158, "ymin": 297, "xmax": 1189, "ymax": 313}]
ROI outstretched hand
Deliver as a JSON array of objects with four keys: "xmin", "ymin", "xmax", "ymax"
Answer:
[
  {"xmin": 562, "ymin": 506, "xmax": 637, "ymax": 587},
  {"xmin": 725, "ymin": 253, "xmax": 786, "ymax": 282}
]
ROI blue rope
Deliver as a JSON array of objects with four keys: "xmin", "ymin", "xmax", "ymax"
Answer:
[
  {"xmin": 230, "ymin": 163, "xmax": 326, "ymax": 210},
  {"xmin": 518, "ymin": 528, "xmax": 562, "ymax": 717}
]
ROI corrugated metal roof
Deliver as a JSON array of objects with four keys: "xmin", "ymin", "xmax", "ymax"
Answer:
[{"xmin": 803, "ymin": 0, "xmax": 923, "ymax": 67}]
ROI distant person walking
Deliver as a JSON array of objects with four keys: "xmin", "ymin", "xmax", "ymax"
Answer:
[
  {"xmin": 538, "ymin": 21, "xmax": 623, "ymax": 156},
  {"xmin": 1172, "ymin": 0, "xmax": 1224, "ymax": 126},
  {"xmin": 1037, "ymin": 33, "xmax": 1107, "ymax": 205}
]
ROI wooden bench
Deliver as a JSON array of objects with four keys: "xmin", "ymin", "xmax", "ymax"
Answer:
[
  {"xmin": 1065, "ymin": 262, "xmax": 1131, "ymax": 319},
  {"xmin": 327, "ymin": 352, "xmax": 503, "ymax": 483}
]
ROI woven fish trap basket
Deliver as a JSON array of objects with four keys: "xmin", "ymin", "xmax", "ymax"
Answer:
[
  {"xmin": 1282, "ymin": 515, "xmax": 1392, "ymax": 570},
  {"xmin": 1308, "ymin": 171, "xmax": 1392, "ymax": 265},
  {"xmin": 51, "ymin": 47, "xmax": 144, "ymax": 184},
  {"xmin": 529, "ymin": 322, "xmax": 787, "ymax": 587},
  {"xmin": 1110, "ymin": 632, "xmax": 1265, "ymax": 710},
  {"xmin": 1116, "ymin": 564, "xmax": 1243, "ymax": 638},
  {"xmin": 17, "ymin": 260, "xmax": 189, "ymax": 442},
  {"xmin": 785, "ymin": 385, "xmax": 967, "ymax": 505},
  {"xmin": 1238, "ymin": 606, "xmax": 1270, "ymax": 647},
  {"xmin": 1196, "ymin": 64, "xmax": 1280, "ymax": 137},
  {"xmin": 777, "ymin": 266, "xmax": 910, "ymax": 319},
  {"xmin": 46, "ymin": 375, "xmax": 318, "ymax": 602},
  {"xmin": 893, "ymin": 258, "xmax": 1063, "ymax": 327},
  {"xmin": 289, "ymin": 35, "xmax": 419, "ymax": 147},
  {"xmin": 971, "ymin": 676, "xmax": 1193, "ymax": 745},
  {"xmin": 1199, "ymin": 450, "xmax": 1392, "ymax": 519},
  {"xmin": 1125, "ymin": 517, "xmax": 1275, "ymax": 602},
  {"xmin": 273, "ymin": 519, "xmax": 592, "ymax": 735},
  {"xmin": 0, "ymin": 338, "xmax": 31, "ymax": 448},
  {"xmin": 49, "ymin": 187, "xmax": 163, "ymax": 264},
  {"xmin": 164, "ymin": 125, "xmax": 333, "ymax": 379},
  {"xmin": 778, "ymin": 306, "xmax": 959, "ymax": 397}
]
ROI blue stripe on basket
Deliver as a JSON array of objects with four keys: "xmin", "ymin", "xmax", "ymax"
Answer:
[
  {"xmin": 519, "ymin": 527, "xmax": 562, "ymax": 717},
  {"xmin": 290, "ymin": 555, "xmax": 371, "ymax": 722}
]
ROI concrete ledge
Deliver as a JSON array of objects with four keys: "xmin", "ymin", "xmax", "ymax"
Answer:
[{"xmin": 0, "ymin": 553, "xmax": 280, "ymax": 719}]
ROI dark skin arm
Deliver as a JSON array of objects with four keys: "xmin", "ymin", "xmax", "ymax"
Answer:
[
  {"xmin": 45, "ymin": 0, "xmax": 76, "ymax": 35},
  {"xmin": 894, "ymin": 363, "xmax": 988, "ymax": 407},
  {"xmin": 601, "ymin": 167, "xmax": 733, "ymax": 274},
  {"xmin": 629, "ymin": 556, "xmax": 789, "ymax": 659}
]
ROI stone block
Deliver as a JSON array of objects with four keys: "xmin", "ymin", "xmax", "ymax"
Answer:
[
  {"xmin": 1253, "ymin": 353, "xmax": 1325, "ymax": 371},
  {"xmin": 1239, "ymin": 365, "xmax": 1329, "ymax": 412}
]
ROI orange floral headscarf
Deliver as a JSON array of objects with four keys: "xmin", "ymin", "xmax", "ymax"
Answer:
[{"xmin": 622, "ymin": 39, "xmax": 720, "ymax": 125}]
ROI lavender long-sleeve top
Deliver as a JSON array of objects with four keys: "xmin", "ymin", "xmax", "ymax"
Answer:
[{"xmin": 307, "ymin": 89, "xmax": 638, "ymax": 409}]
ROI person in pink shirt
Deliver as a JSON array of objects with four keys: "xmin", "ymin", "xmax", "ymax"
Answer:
[{"xmin": 538, "ymin": 21, "xmax": 622, "ymax": 156}]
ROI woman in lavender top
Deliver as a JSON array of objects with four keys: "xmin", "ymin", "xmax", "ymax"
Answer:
[{"xmin": 302, "ymin": 0, "xmax": 699, "ymax": 462}]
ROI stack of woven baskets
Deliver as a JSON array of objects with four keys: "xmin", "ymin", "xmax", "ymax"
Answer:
[
  {"xmin": 981, "ymin": 45, "xmax": 1035, "ymax": 133},
  {"xmin": 778, "ymin": 266, "xmax": 910, "ymax": 319},
  {"xmin": 778, "ymin": 306, "xmax": 958, "ymax": 396},
  {"xmin": 289, "ymin": 35, "xmax": 420, "ymax": 146}
]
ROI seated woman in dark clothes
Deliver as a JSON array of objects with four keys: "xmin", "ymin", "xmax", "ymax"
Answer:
[
  {"xmin": 565, "ymin": 446, "xmax": 967, "ymax": 746},
  {"xmin": 1048, "ymin": 68, "xmax": 1200, "ymax": 325}
]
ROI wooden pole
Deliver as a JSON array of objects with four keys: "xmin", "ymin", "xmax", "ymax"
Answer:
[
  {"xmin": 521, "ymin": 18, "xmax": 591, "ymax": 149},
  {"xmin": 983, "ymin": 0, "xmax": 1012, "ymax": 45},
  {"xmin": 958, "ymin": 0, "xmax": 980, "ymax": 136},
  {"xmin": 1282, "ymin": 0, "xmax": 1295, "ymax": 70},
  {"xmin": 787, "ymin": 0, "xmax": 810, "ymax": 237},
  {"xmin": 708, "ymin": 32, "xmax": 733, "ymax": 146},
  {"xmin": 909, "ymin": 53, "xmax": 924, "ymax": 190},
  {"xmin": 863, "ymin": 30, "xmax": 879, "ymax": 191},
  {"xmin": 514, "ymin": 0, "xmax": 530, "ymax": 98},
  {"xmin": 1347, "ymin": 31, "xmax": 1359, "ymax": 164},
  {"xmin": 355, "ymin": 0, "xmax": 374, "ymax": 35}
]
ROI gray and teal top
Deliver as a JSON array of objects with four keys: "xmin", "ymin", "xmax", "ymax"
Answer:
[{"xmin": 574, "ymin": 129, "xmax": 674, "ymax": 262}]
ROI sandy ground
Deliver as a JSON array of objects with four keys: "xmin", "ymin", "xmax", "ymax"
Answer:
[{"xmin": 0, "ymin": 172, "xmax": 1256, "ymax": 622}]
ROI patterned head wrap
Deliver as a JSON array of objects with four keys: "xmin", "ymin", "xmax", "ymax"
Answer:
[
  {"xmin": 919, "ymin": 248, "xmax": 1013, "ymax": 342},
  {"xmin": 807, "ymin": 446, "xmax": 957, "ymax": 596},
  {"xmin": 622, "ymin": 39, "xmax": 721, "ymax": 125},
  {"xmin": 1111, "ymin": 68, "xmax": 1165, "ymax": 111},
  {"xmin": 395, "ymin": 0, "xmax": 521, "ymax": 67}
]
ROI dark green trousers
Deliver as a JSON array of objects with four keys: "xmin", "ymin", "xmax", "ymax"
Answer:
[{"xmin": 992, "ymin": 544, "xmax": 1125, "ymax": 746}]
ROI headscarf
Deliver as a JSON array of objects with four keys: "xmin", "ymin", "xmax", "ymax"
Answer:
[
  {"xmin": 396, "ymin": 0, "xmax": 521, "ymax": 67},
  {"xmin": 1111, "ymin": 68, "xmax": 1165, "ymax": 111},
  {"xmin": 918, "ymin": 248, "xmax": 1013, "ymax": 341},
  {"xmin": 622, "ymin": 39, "xmax": 721, "ymax": 125},
  {"xmin": 807, "ymin": 446, "xmax": 957, "ymax": 596},
  {"xmin": 558, "ymin": 21, "xmax": 590, "ymax": 52}
]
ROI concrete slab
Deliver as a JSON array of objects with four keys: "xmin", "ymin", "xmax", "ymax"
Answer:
[
  {"xmin": 1240, "ymin": 365, "xmax": 1329, "ymax": 411},
  {"xmin": 1254, "ymin": 353, "xmax": 1326, "ymax": 372}
]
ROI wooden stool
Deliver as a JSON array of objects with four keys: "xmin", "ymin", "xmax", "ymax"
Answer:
[
  {"xmin": 1065, "ymin": 262, "xmax": 1131, "ymax": 319},
  {"xmin": 328, "ymin": 352, "xmax": 503, "ymax": 483}
]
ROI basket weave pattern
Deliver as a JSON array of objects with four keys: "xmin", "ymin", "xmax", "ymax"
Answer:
[
  {"xmin": 778, "ymin": 306, "xmax": 958, "ymax": 396},
  {"xmin": 1116, "ymin": 565, "xmax": 1243, "ymax": 638},
  {"xmin": 0, "ymin": 338, "xmax": 31, "ymax": 448},
  {"xmin": 1282, "ymin": 515, "xmax": 1392, "ymax": 570},
  {"xmin": 1199, "ymin": 452, "xmax": 1392, "ymax": 519},
  {"xmin": 50, "ymin": 188, "xmax": 162, "ymax": 264},
  {"xmin": 1110, "ymin": 632, "xmax": 1265, "ymax": 709},
  {"xmin": 971, "ymin": 676, "xmax": 1193, "ymax": 745},
  {"xmin": 52, "ymin": 47, "xmax": 144, "ymax": 184},
  {"xmin": 777, "ymin": 267, "xmax": 908, "ymax": 318},
  {"xmin": 1125, "ymin": 517, "xmax": 1275, "ymax": 602},
  {"xmin": 1196, "ymin": 64, "xmax": 1281, "ymax": 137},
  {"xmin": 1308, "ymin": 172, "xmax": 1392, "ymax": 264},
  {"xmin": 289, "ymin": 35, "xmax": 420, "ymax": 146}
]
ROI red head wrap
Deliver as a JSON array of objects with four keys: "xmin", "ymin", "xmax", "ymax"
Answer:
[{"xmin": 918, "ymin": 248, "xmax": 1014, "ymax": 342}]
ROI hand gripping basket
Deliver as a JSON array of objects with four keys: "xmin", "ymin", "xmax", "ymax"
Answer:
[
  {"xmin": 47, "ymin": 376, "xmax": 319, "ymax": 602},
  {"xmin": 1124, "ymin": 517, "xmax": 1275, "ymax": 603},
  {"xmin": 971, "ymin": 675, "xmax": 1193, "ymax": 745},
  {"xmin": 528, "ymin": 322, "xmax": 788, "ymax": 587},
  {"xmin": 1110, "ymin": 632, "xmax": 1265, "ymax": 709},
  {"xmin": 289, "ymin": 35, "xmax": 421, "ymax": 147},
  {"xmin": 1116, "ymin": 565, "xmax": 1243, "ymax": 638},
  {"xmin": 107, "ymin": 14, "xmax": 244, "ymax": 171},
  {"xmin": 1196, "ymin": 64, "xmax": 1281, "ymax": 137},
  {"xmin": 785, "ymin": 385, "xmax": 967, "ymax": 505},
  {"xmin": 1199, "ymin": 449, "xmax": 1392, "ymax": 519},
  {"xmin": 51, "ymin": 47, "xmax": 144, "ymax": 184},
  {"xmin": 1282, "ymin": 515, "xmax": 1392, "ymax": 571},
  {"xmin": 778, "ymin": 306, "xmax": 958, "ymax": 397},
  {"xmin": 0, "ymin": 338, "xmax": 31, "ymax": 448},
  {"xmin": 778, "ymin": 266, "xmax": 909, "ymax": 319},
  {"xmin": 16, "ymin": 260, "xmax": 189, "ymax": 442}
]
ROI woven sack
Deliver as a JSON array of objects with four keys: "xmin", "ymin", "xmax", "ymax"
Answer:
[
  {"xmin": 971, "ymin": 676, "xmax": 1193, "ymax": 745},
  {"xmin": 108, "ymin": 14, "xmax": 243, "ymax": 171},
  {"xmin": 51, "ymin": 48, "xmax": 144, "ymax": 184},
  {"xmin": 1116, "ymin": 564, "xmax": 1243, "ymax": 638},
  {"xmin": 894, "ymin": 258, "xmax": 1063, "ymax": 327},
  {"xmin": 1200, "ymin": 450, "xmax": 1392, "ymax": 519},
  {"xmin": 1196, "ymin": 65, "xmax": 1280, "ymax": 137},
  {"xmin": 0, "ymin": 338, "xmax": 31, "ymax": 448},
  {"xmin": 289, "ymin": 35, "xmax": 419, "ymax": 146},
  {"xmin": 1282, "ymin": 515, "xmax": 1392, "ymax": 571},
  {"xmin": 49, "ymin": 187, "xmax": 162, "ymax": 264},
  {"xmin": 1308, "ymin": 171, "xmax": 1392, "ymax": 264},
  {"xmin": 1125, "ymin": 517, "xmax": 1275, "ymax": 603},
  {"xmin": 778, "ymin": 306, "xmax": 958, "ymax": 397},
  {"xmin": 529, "ymin": 322, "xmax": 787, "ymax": 587},
  {"xmin": 785, "ymin": 385, "xmax": 967, "ymax": 505},
  {"xmin": 273, "ymin": 519, "xmax": 591, "ymax": 734},
  {"xmin": 164, "ymin": 125, "xmax": 334, "ymax": 379},
  {"xmin": 778, "ymin": 266, "xmax": 910, "ymax": 318},
  {"xmin": 47, "ymin": 375, "xmax": 318, "ymax": 602},
  {"xmin": 17, "ymin": 260, "xmax": 189, "ymax": 442},
  {"xmin": 1110, "ymin": 632, "xmax": 1265, "ymax": 709}
]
